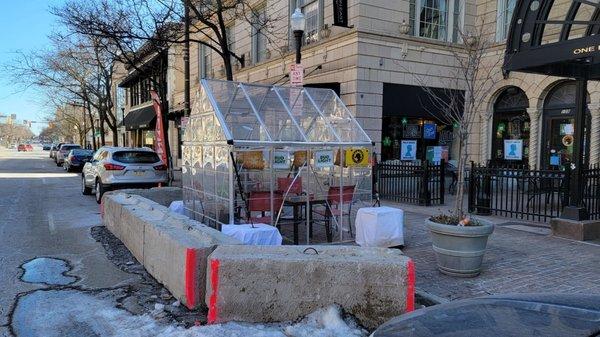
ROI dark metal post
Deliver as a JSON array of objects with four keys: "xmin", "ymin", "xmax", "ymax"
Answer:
[
  {"xmin": 562, "ymin": 79, "xmax": 590, "ymax": 221},
  {"xmin": 293, "ymin": 30, "xmax": 303, "ymax": 64}
]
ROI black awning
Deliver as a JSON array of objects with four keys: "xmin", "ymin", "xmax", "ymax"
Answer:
[
  {"xmin": 503, "ymin": 0, "xmax": 600, "ymax": 79},
  {"xmin": 123, "ymin": 105, "xmax": 156, "ymax": 131},
  {"xmin": 383, "ymin": 83, "xmax": 464, "ymax": 124}
]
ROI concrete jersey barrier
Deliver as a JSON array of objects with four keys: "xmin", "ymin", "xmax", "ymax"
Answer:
[
  {"xmin": 102, "ymin": 192, "xmax": 240, "ymax": 309},
  {"xmin": 118, "ymin": 187, "xmax": 182, "ymax": 208},
  {"xmin": 206, "ymin": 245, "xmax": 415, "ymax": 329}
]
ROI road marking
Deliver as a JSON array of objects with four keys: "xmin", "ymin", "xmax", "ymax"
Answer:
[
  {"xmin": 48, "ymin": 212, "xmax": 56, "ymax": 234},
  {"xmin": 0, "ymin": 173, "xmax": 77, "ymax": 178}
]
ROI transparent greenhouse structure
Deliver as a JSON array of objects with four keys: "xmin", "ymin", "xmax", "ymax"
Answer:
[{"xmin": 182, "ymin": 79, "xmax": 374, "ymax": 244}]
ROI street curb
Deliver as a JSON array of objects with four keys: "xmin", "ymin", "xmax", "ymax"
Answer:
[{"xmin": 415, "ymin": 287, "xmax": 449, "ymax": 306}]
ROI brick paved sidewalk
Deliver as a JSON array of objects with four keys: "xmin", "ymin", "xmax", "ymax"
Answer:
[{"xmin": 401, "ymin": 210, "xmax": 600, "ymax": 301}]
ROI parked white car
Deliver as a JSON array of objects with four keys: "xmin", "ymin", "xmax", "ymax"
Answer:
[{"xmin": 81, "ymin": 147, "xmax": 168, "ymax": 203}]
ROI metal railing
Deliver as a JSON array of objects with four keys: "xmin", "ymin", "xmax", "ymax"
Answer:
[
  {"xmin": 468, "ymin": 163, "xmax": 568, "ymax": 222},
  {"xmin": 469, "ymin": 162, "xmax": 600, "ymax": 222},
  {"xmin": 376, "ymin": 160, "xmax": 445, "ymax": 206},
  {"xmin": 583, "ymin": 164, "xmax": 600, "ymax": 220}
]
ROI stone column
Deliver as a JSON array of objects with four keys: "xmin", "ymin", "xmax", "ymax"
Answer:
[
  {"xmin": 527, "ymin": 108, "xmax": 542, "ymax": 169},
  {"xmin": 589, "ymin": 105, "xmax": 600, "ymax": 166}
]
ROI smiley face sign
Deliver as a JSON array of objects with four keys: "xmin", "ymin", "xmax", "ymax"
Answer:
[{"xmin": 344, "ymin": 148, "xmax": 370, "ymax": 167}]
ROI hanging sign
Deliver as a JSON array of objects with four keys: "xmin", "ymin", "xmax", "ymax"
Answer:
[
  {"xmin": 151, "ymin": 90, "xmax": 168, "ymax": 167},
  {"xmin": 423, "ymin": 123, "xmax": 437, "ymax": 140},
  {"xmin": 314, "ymin": 150, "xmax": 334, "ymax": 168},
  {"xmin": 504, "ymin": 139, "xmax": 523, "ymax": 160},
  {"xmin": 289, "ymin": 64, "xmax": 304, "ymax": 87},
  {"xmin": 400, "ymin": 140, "xmax": 417, "ymax": 161},
  {"xmin": 344, "ymin": 148, "xmax": 370, "ymax": 167},
  {"xmin": 272, "ymin": 151, "xmax": 291, "ymax": 170},
  {"xmin": 333, "ymin": 0, "xmax": 348, "ymax": 27}
]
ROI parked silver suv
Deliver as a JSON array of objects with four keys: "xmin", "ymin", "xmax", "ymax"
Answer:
[{"xmin": 81, "ymin": 147, "xmax": 168, "ymax": 203}]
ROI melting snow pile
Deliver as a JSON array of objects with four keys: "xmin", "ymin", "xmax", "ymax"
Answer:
[{"xmin": 13, "ymin": 290, "xmax": 368, "ymax": 337}]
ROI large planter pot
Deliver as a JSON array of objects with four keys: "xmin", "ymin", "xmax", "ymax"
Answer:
[{"xmin": 426, "ymin": 218, "xmax": 494, "ymax": 277}]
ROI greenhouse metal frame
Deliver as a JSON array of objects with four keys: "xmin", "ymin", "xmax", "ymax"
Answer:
[{"xmin": 182, "ymin": 79, "xmax": 374, "ymax": 244}]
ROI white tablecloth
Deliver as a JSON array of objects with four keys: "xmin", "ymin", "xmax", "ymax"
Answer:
[
  {"xmin": 221, "ymin": 223, "xmax": 283, "ymax": 246},
  {"xmin": 355, "ymin": 206, "xmax": 404, "ymax": 247},
  {"xmin": 168, "ymin": 201, "xmax": 185, "ymax": 215}
]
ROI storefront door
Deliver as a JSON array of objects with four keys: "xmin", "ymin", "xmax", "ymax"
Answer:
[
  {"xmin": 541, "ymin": 82, "xmax": 590, "ymax": 169},
  {"xmin": 543, "ymin": 116, "xmax": 575, "ymax": 168}
]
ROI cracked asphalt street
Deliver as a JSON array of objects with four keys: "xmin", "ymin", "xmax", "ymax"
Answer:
[{"xmin": 0, "ymin": 147, "xmax": 139, "ymax": 336}]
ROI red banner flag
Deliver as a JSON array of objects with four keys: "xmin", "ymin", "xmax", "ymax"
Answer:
[{"xmin": 151, "ymin": 90, "xmax": 168, "ymax": 167}]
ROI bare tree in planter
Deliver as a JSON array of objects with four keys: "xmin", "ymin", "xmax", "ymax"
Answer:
[{"xmin": 398, "ymin": 22, "xmax": 512, "ymax": 276}]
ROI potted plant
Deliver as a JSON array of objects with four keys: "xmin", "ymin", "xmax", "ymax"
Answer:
[
  {"xmin": 426, "ymin": 214, "xmax": 493, "ymax": 277},
  {"xmin": 404, "ymin": 27, "xmax": 502, "ymax": 277}
]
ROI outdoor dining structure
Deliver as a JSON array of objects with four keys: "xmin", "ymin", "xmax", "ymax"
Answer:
[{"xmin": 182, "ymin": 79, "xmax": 374, "ymax": 244}]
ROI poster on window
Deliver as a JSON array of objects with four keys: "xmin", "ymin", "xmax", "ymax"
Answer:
[
  {"xmin": 426, "ymin": 146, "xmax": 449, "ymax": 163},
  {"xmin": 423, "ymin": 123, "xmax": 437, "ymax": 139},
  {"xmin": 504, "ymin": 139, "xmax": 523, "ymax": 160},
  {"xmin": 314, "ymin": 150, "xmax": 334, "ymax": 168},
  {"xmin": 400, "ymin": 140, "xmax": 417, "ymax": 161},
  {"xmin": 272, "ymin": 151, "xmax": 290, "ymax": 170}
]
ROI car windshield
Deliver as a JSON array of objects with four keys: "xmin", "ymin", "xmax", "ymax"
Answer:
[
  {"xmin": 72, "ymin": 149, "xmax": 93, "ymax": 156},
  {"xmin": 61, "ymin": 145, "xmax": 81, "ymax": 151},
  {"xmin": 112, "ymin": 151, "xmax": 160, "ymax": 164}
]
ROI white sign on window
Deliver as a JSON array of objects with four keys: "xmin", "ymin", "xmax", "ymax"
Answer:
[
  {"xmin": 314, "ymin": 150, "xmax": 334, "ymax": 168},
  {"xmin": 401, "ymin": 140, "xmax": 417, "ymax": 161},
  {"xmin": 504, "ymin": 139, "xmax": 523, "ymax": 160},
  {"xmin": 272, "ymin": 151, "xmax": 290, "ymax": 170}
]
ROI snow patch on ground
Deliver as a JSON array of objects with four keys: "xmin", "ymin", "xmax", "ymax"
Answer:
[{"xmin": 13, "ymin": 290, "xmax": 368, "ymax": 337}]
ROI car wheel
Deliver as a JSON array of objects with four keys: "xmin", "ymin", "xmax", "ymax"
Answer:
[
  {"xmin": 95, "ymin": 180, "xmax": 106, "ymax": 204},
  {"xmin": 82, "ymin": 176, "xmax": 92, "ymax": 195}
]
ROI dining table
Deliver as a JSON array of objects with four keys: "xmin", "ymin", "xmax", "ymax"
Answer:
[{"xmin": 282, "ymin": 194, "xmax": 328, "ymax": 244}]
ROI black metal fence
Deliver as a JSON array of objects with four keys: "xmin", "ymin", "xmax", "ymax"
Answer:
[
  {"xmin": 583, "ymin": 164, "xmax": 600, "ymax": 220},
  {"xmin": 469, "ymin": 163, "xmax": 600, "ymax": 222},
  {"xmin": 376, "ymin": 160, "xmax": 445, "ymax": 205}
]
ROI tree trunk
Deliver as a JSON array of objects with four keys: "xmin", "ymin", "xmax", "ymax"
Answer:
[{"xmin": 99, "ymin": 111, "xmax": 106, "ymax": 146}]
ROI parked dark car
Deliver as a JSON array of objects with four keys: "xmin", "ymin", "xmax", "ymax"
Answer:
[
  {"xmin": 371, "ymin": 294, "xmax": 600, "ymax": 337},
  {"xmin": 63, "ymin": 149, "xmax": 94, "ymax": 172},
  {"xmin": 42, "ymin": 144, "xmax": 51, "ymax": 151},
  {"xmin": 55, "ymin": 144, "xmax": 81, "ymax": 166}
]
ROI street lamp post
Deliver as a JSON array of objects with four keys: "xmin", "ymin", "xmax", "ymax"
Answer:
[{"xmin": 290, "ymin": 8, "xmax": 306, "ymax": 65}]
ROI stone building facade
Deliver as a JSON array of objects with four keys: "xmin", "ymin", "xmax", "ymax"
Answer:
[{"xmin": 120, "ymin": 0, "xmax": 600, "ymax": 170}]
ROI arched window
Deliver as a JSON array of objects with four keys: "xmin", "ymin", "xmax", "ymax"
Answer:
[
  {"xmin": 491, "ymin": 87, "xmax": 530, "ymax": 165},
  {"xmin": 542, "ymin": 81, "xmax": 590, "ymax": 168}
]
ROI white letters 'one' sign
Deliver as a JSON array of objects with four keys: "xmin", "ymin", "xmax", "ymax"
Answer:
[{"xmin": 314, "ymin": 150, "xmax": 334, "ymax": 168}]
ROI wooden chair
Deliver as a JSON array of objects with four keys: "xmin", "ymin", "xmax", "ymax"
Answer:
[{"xmin": 313, "ymin": 185, "xmax": 356, "ymax": 242}]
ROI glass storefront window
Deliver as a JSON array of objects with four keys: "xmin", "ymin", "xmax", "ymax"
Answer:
[
  {"xmin": 381, "ymin": 116, "xmax": 453, "ymax": 162},
  {"xmin": 491, "ymin": 87, "xmax": 529, "ymax": 166}
]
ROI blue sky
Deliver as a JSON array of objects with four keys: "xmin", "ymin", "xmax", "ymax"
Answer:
[{"xmin": 0, "ymin": 1, "xmax": 64, "ymax": 134}]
